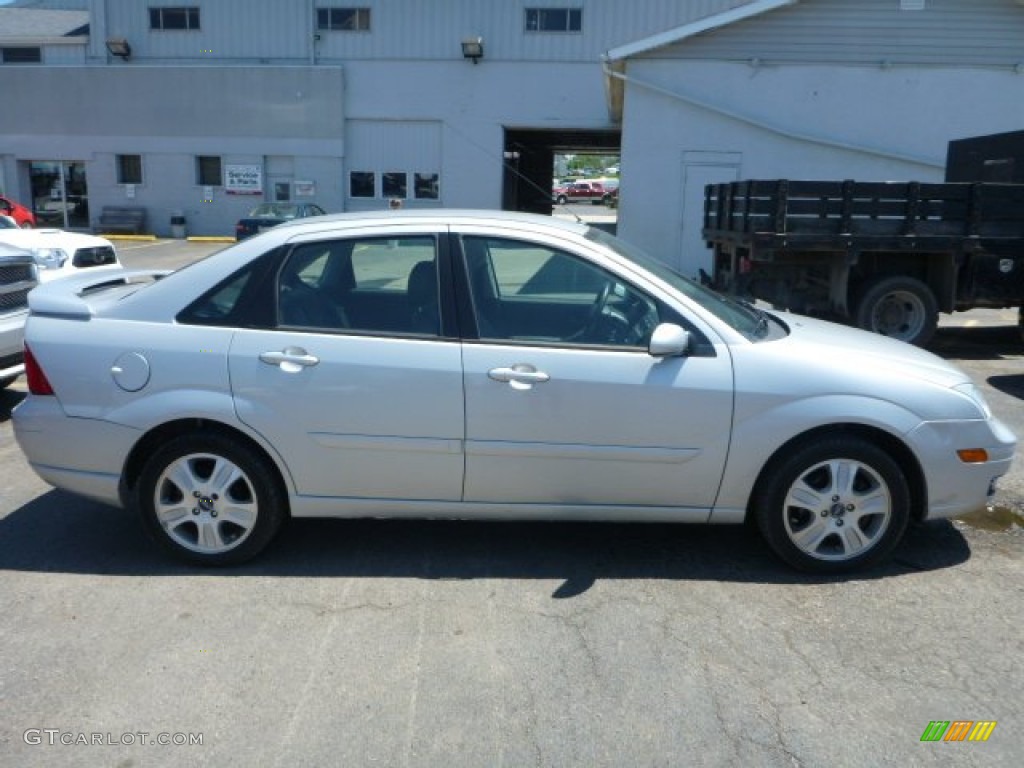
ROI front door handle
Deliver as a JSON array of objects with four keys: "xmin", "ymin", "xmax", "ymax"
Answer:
[
  {"xmin": 259, "ymin": 347, "xmax": 320, "ymax": 372},
  {"xmin": 488, "ymin": 364, "xmax": 550, "ymax": 390}
]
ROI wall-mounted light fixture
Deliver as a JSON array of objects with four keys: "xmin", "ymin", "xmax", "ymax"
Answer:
[
  {"xmin": 105, "ymin": 37, "xmax": 132, "ymax": 60},
  {"xmin": 461, "ymin": 37, "xmax": 483, "ymax": 64}
]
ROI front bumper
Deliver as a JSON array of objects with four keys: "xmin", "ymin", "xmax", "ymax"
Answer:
[
  {"xmin": 0, "ymin": 310, "xmax": 27, "ymax": 381},
  {"xmin": 908, "ymin": 416, "xmax": 1017, "ymax": 520}
]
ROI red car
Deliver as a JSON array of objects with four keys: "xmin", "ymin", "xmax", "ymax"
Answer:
[
  {"xmin": 552, "ymin": 180, "xmax": 612, "ymax": 206},
  {"xmin": 0, "ymin": 196, "xmax": 35, "ymax": 228}
]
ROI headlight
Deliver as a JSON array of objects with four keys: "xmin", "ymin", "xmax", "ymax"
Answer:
[
  {"xmin": 32, "ymin": 247, "xmax": 69, "ymax": 270},
  {"xmin": 953, "ymin": 382, "xmax": 992, "ymax": 419}
]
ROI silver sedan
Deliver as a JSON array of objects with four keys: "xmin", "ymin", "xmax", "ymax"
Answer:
[{"xmin": 13, "ymin": 210, "xmax": 1016, "ymax": 572}]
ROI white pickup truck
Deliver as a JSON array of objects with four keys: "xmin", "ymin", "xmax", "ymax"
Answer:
[
  {"xmin": 0, "ymin": 223, "xmax": 123, "ymax": 387},
  {"xmin": 0, "ymin": 241, "xmax": 38, "ymax": 387},
  {"xmin": 0, "ymin": 224, "xmax": 122, "ymax": 283}
]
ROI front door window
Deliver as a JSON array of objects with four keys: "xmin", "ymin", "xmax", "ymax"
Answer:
[{"xmin": 462, "ymin": 235, "xmax": 662, "ymax": 348}]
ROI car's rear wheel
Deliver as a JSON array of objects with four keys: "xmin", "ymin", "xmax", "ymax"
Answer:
[
  {"xmin": 20, "ymin": 221, "xmax": 33, "ymax": 229},
  {"xmin": 753, "ymin": 436, "xmax": 910, "ymax": 573},
  {"xmin": 556, "ymin": 195, "xmax": 568, "ymax": 205},
  {"xmin": 136, "ymin": 433, "xmax": 286, "ymax": 565}
]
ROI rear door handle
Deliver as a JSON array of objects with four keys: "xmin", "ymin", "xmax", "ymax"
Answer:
[
  {"xmin": 488, "ymin": 364, "xmax": 550, "ymax": 390},
  {"xmin": 259, "ymin": 347, "xmax": 320, "ymax": 372}
]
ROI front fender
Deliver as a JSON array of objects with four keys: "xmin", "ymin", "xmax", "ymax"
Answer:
[{"xmin": 714, "ymin": 394, "xmax": 925, "ymax": 513}]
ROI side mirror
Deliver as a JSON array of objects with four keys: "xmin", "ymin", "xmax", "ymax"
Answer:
[{"xmin": 648, "ymin": 323, "xmax": 690, "ymax": 357}]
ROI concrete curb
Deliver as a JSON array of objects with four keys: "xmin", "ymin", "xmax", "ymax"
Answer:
[{"xmin": 186, "ymin": 236, "xmax": 237, "ymax": 243}]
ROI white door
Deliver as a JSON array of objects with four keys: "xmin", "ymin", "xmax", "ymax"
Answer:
[{"xmin": 680, "ymin": 154, "xmax": 740, "ymax": 276}]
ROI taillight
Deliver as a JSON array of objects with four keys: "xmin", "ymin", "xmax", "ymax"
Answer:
[{"xmin": 24, "ymin": 344, "xmax": 54, "ymax": 396}]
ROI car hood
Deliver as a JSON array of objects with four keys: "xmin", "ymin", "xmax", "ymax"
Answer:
[
  {"xmin": 0, "ymin": 228, "xmax": 113, "ymax": 250},
  {"xmin": 770, "ymin": 310, "xmax": 969, "ymax": 390}
]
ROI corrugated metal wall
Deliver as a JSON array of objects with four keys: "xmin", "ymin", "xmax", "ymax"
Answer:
[
  {"xmin": 44, "ymin": 44, "xmax": 86, "ymax": 65},
  {"xmin": 646, "ymin": 0, "xmax": 1024, "ymax": 67},
  {"xmin": 90, "ymin": 0, "xmax": 754, "ymax": 64}
]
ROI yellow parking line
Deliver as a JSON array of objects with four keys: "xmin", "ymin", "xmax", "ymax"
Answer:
[{"xmin": 97, "ymin": 233, "xmax": 158, "ymax": 241}]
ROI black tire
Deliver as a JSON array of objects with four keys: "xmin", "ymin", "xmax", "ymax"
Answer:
[
  {"xmin": 853, "ymin": 275, "xmax": 938, "ymax": 346},
  {"xmin": 753, "ymin": 436, "xmax": 910, "ymax": 573},
  {"xmin": 135, "ymin": 433, "xmax": 287, "ymax": 565},
  {"xmin": 556, "ymin": 195, "xmax": 568, "ymax": 205}
]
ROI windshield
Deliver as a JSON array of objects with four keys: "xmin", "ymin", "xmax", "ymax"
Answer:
[
  {"xmin": 249, "ymin": 203, "xmax": 299, "ymax": 219},
  {"xmin": 585, "ymin": 227, "xmax": 772, "ymax": 339}
]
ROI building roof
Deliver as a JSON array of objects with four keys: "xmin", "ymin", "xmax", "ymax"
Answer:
[
  {"xmin": 606, "ymin": 0, "xmax": 799, "ymax": 61},
  {"xmin": 0, "ymin": 7, "xmax": 88, "ymax": 42}
]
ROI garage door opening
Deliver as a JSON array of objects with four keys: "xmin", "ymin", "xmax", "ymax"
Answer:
[{"xmin": 503, "ymin": 128, "xmax": 620, "ymax": 231}]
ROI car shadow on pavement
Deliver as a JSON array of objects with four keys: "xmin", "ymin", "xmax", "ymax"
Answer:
[
  {"xmin": 987, "ymin": 374, "xmax": 1024, "ymax": 401},
  {"xmin": 930, "ymin": 324, "xmax": 1021, "ymax": 360},
  {"xmin": 0, "ymin": 386, "xmax": 25, "ymax": 424},
  {"xmin": 0, "ymin": 490, "xmax": 972, "ymax": 594}
]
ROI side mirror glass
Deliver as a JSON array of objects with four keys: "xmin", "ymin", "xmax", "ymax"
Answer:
[{"xmin": 648, "ymin": 323, "xmax": 690, "ymax": 357}]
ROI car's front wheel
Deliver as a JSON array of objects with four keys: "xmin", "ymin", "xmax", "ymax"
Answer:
[
  {"xmin": 753, "ymin": 436, "xmax": 910, "ymax": 573},
  {"xmin": 136, "ymin": 433, "xmax": 286, "ymax": 565}
]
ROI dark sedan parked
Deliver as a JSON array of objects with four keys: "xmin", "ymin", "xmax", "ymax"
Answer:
[{"xmin": 235, "ymin": 202, "xmax": 327, "ymax": 241}]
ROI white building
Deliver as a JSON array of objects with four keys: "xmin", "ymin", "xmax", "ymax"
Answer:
[
  {"xmin": 2, "ymin": 0, "xmax": 1023, "ymax": 273},
  {"xmin": 610, "ymin": 0, "xmax": 1024, "ymax": 273}
]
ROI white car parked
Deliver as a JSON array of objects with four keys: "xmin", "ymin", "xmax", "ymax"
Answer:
[
  {"xmin": 0, "ymin": 226, "xmax": 121, "ymax": 283},
  {"xmin": 12, "ymin": 210, "xmax": 1016, "ymax": 571}
]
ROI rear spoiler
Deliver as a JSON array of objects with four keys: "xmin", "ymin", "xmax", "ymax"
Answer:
[{"xmin": 28, "ymin": 269, "xmax": 171, "ymax": 319}]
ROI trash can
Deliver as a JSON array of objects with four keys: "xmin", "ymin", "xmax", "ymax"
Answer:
[{"xmin": 170, "ymin": 212, "xmax": 186, "ymax": 239}]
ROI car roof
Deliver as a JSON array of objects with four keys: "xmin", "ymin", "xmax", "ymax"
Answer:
[{"xmin": 272, "ymin": 208, "xmax": 591, "ymax": 236}]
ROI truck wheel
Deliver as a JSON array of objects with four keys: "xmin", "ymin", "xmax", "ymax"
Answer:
[
  {"xmin": 853, "ymin": 275, "xmax": 938, "ymax": 346},
  {"xmin": 556, "ymin": 195, "xmax": 568, "ymax": 205}
]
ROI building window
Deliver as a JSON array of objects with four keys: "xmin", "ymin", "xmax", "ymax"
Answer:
[
  {"xmin": 525, "ymin": 8, "xmax": 582, "ymax": 32},
  {"xmin": 414, "ymin": 173, "xmax": 440, "ymax": 200},
  {"xmin": 317, "ymin": 7, "xmax": 371, "ymax": 31},
  {"xmin": 349, "ymin": 171, "xmax": 375, "ymax": 198},
  {"xmin": 382, "ymin": 172, "xmax": 407, "ymax": 199},
  {"xmin": 116, "ymin": 155, "xmax": 143, "ymax": 185},
  {"xmin": 196, "ymin": 156, "xmax": 222, "ymax": 186},
  {"xmin": 150, "ymin": 7, "xmax": 201, "ymax": 31},
  {"xmin": 2, "ymin": 47, "xmax": 42, "ymax": 63}
]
